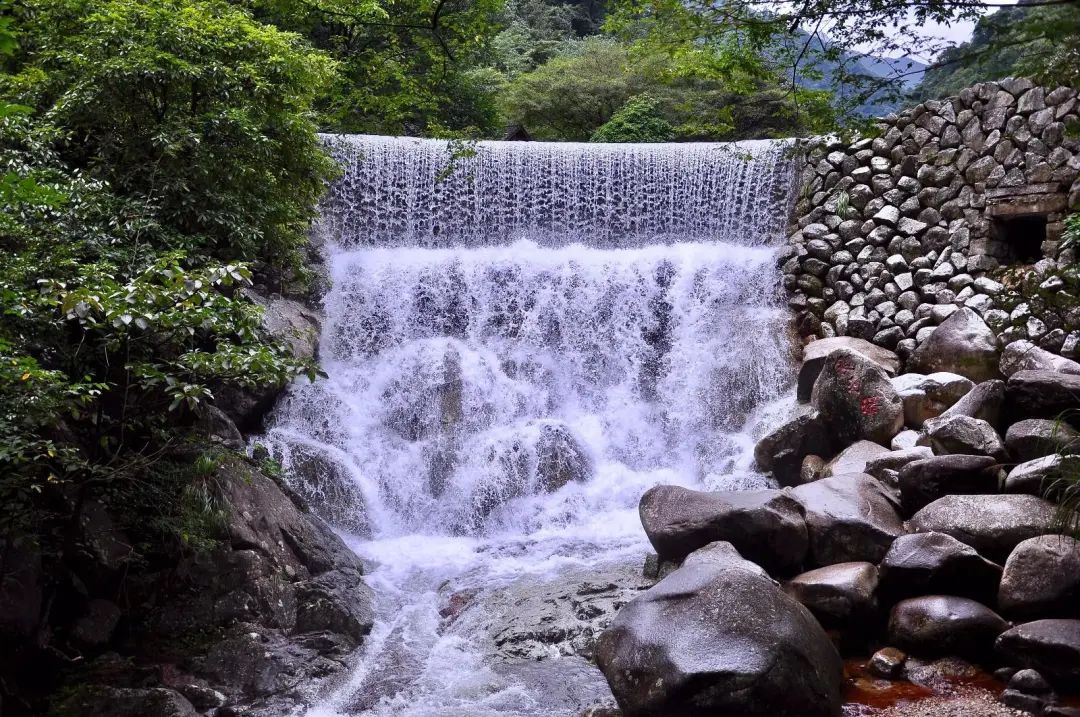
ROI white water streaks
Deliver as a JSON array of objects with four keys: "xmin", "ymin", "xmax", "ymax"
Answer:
[
  {"xmin": 315, "ymin": 135, "xmax": 796, "ymax": 248},
  {"xmin": 258, "ymin": 136, "xmax": 800, "ymax": 716}
]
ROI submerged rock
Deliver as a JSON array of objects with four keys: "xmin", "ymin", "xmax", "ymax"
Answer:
[
  {"xmin": 638, "ymin": 485, "xmax": 808, "ymax": 574},
  {"xmin": 596, "ymin": 542, "xmax": 843, "ymax": 717}
]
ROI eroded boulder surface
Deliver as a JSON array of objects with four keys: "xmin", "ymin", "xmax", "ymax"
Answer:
[
  {"xmin": 889, "ymin": 596, "xmax": 1008, "ymax": 657},
  {"xmin": 596, "ymin": 542, "xmax": 843, "ymax": 717},
  {"xmin": 908, "ymin": 494, "xmax": 1058, "ymax": 562},
  {"xmin": 865, "ymin": 447, "xmax": 934, "ymax": 487},
  {"xmin": 897, "ymin": 455, "xmax": 1001, "ymax": 515},
  {"xmin": 878, "ymin": 532, "xmax": 1002, "ymax": 603},
  {"xmin": 999, "ymin": 536, "xmax": 1080, "ymax": 619},
  {"xmin": 792, "ymin": 473, "xmax": 904, "ymax": 566},
  {"xmin": 823, "ymin": 440, "xmax": 890, "ymax": 477},
  {"xmin": 798, "ymin": 337, "xmax": 900, "ymax": 401},
  {"xmin": 638, "ymin": 485, "xmax": 808, "ymax": 574},
  {"xmin": 810, "ymin": 349, "xmax": 904, "ymax": 447},
  {"xmin": 908, "ymin": 308, "xmax": 1001, "ymax": 383}
]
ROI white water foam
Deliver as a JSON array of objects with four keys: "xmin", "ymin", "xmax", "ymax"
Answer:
[{"xmin": 258, "ymin": 136, "xmax": 800, "ymax": 716}]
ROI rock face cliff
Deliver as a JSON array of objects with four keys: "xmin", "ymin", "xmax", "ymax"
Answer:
[
  {"xmin": 783, "ymin": 79, "xmax": 1080, "ymax": 361},
  {"xmin": 1, "ymin": 454, "xmax": 372, "ymax": 717}
]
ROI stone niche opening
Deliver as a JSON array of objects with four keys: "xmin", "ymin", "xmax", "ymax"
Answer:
[{"xmin": 992, "ymin": 214, "xmax": 1047, "ymax": 263}]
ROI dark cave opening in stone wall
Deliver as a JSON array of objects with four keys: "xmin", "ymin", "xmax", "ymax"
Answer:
[{"xmin": 993, "ymin": 214, "xmax": 1047, "ymax": 264}]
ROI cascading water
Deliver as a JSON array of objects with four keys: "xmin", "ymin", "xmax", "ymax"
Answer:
[{"xmin": 260, "ymin": 135, "xmax": 800, "ymax": 716}]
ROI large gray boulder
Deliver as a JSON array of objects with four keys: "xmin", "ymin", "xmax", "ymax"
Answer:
[
  {"xmin": 810, "ymin": 349, "xmax": 904, "ymax": 447},
  {"xmin": 53, "ymin": 687, "xmax": 198, "ymax": 717},
  {"xmin": 897, "ymin": 455, "xmax": 1001, "ymax": 515},
  {"xmin": 889, "ymin": 596, "xmax": 1008, "ymax": 657},
  {"xmin": 1006, "ymin": 370, "xmax": 1080, "ymax": 424},
  {"xmin": 822, "ymin": 440, "xmax": 890, "ymax": 477},
  {"xmin": 785, "ymin": 562, "xmax": 879, "ymax": 626},
  {"xmin": 792, "ymin": 473, "xmax": 905, "ymax": 566},
  {"xmin": 923, "ymin": 415, "xmax": 1007, "ymax": 460},
  {"xmin": 908, "ymin": 494, "xmax": 1058, "ymax": 562},
  {"xmin": 1004, "ymin": 454, "xmax": 1080, "ymax": 496},
  {"xmin": 937, "ymin": 379, "xmax": 1006, "ymax": 429},
  {"xmin": 1000, "ymin": 340, "xmax": 1080, "ymax": 377},
  {"xmin": 596, "ymin": 542, "xmax": 843, "ymax": 717},
  {"xmin": 754, "ymin": 411, "xmax": 834, "ymax": 486},
  {"xmin": 908, "ymin": 308, "xmax": 1001, "ymax": 382},
  {"xmin": 798, "ymin": 337, "xmax": 900, "ymax": 401},
  {"xmin": 891, "ymin": 372, "xmax": 974, "ymax": 428},
  {"xmin": 999, "ymin": 536, "xmax": 1080, "ymax": 619},
  {"xmin": 638, "ymin": 486, "xmax": 808, "ymax": 574},
  {"xmin": 878, "ymin": 532, "xmax": 1002, "ymax": 604},
  {"xmin": 1007, "ymin": 419, "xmax": 1080, "ymax": 461}
]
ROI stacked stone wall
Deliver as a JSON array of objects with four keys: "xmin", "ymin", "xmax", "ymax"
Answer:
[{"xmin": 783, "ymin": 78, "xmax": 1080, "ymax": 361}]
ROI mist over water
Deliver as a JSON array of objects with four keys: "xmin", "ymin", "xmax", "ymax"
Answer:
[{"xmin": 260, "ymin": 136, "xmax": 800, "ymax": 716}]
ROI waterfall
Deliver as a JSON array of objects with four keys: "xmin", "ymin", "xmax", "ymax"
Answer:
[{"xmin": 260, "ymin": 135, "xmax": 799, "ymax": 716}]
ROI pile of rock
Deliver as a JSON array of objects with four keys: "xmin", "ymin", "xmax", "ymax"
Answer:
[
  {"xmin": 782, "ymin": 79, "xmax": 1080, "ymax": 359},
  {"xmin": 596, "ymin": 310, "xmax": 1080, "ymax": 717}
]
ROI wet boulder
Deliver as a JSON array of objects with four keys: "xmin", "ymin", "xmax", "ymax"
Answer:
[
  {"xmin": 923, "ymin": 415, "xmax": 1007, "ymax": 460},
  {"xmin": 596, "ymin": 542, "xmax": 843, "ymax": 717},
  {"xmin": 810, "ymin": 349, "xmax": 904, "ymax": 447},
  {"xmin": 822, "ymin": 441, "xmax": 889, "ymax": 478},
  {"xmin": 1000, "ymin": 340, "xmax": 1080, "ymax": 377},
  {"xmin": 897, "ymin": 455, "xmax": 1001, "ymax": 515},
  {"xmin": 1004, "ymin": 454, "xmax": 1080, "ymax": 496},
  {"xmin": 1006, "ymin": 419, "xmax": 1080, "ymax": 462},
  {"xmin": 53, "ymin": 686, "xmax": 198, "ymax": 717},
  {"xmin": 798, "ymin": 337, "xmax": 900, "ymax": 401},
  {"xmin": 535, "ymin": 421, "xmax": 593, "ymax": 491},
  {"xmin": 999, "ymin": 536, "xmax": 1080, "ymax": 619},
  {"xmin": 889, "ymin": 596, "xmax": 1008, "ymax": 657},
  {"xmin": 754, "ymin": 411, "xmax": 833, "ymax": 487},
  {"xmin": 792, "ymin": 473, "xmax": 905, "ymax": 567},
  {"xmin": 908, "ymin": 494, "xmax": 1058, "ymax": 562},
  {"xmin": 785, "ymin": 562, "xmax": 879, "ymax": 626},
  {"xmin": 908, "ymin": 308, "xmax": 1001, "ymax": 382},
  {"xmin": 639, "ymin": 486, "xmax": 808, "ymax": 574},
  {"xmin": 276, "ymin": 441, "xmax": 370, "ymax": 536},
  {"xmin": 1006, "ymin": 370, "xmax": 1080, "ymax": 424},
  {"xmin": 877, "ymin": 532, "xmax": 1002, "ymax": 604},
  {"xmin": 996, "ymin": 620, "xmax": 1080, "ymax": 684},
  {"xmin": 891, "ymin": 373, "xmax": 974, "ymax": 428}
]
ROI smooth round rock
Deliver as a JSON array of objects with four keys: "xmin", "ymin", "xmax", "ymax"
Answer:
[
  {"xmin": 889, "ymin": 596, "xmax": 1008, "ymax": 656},
  {"xmin": 908, "ymin": 494, "xmax": 1058, "ymax": 562},
  {"xmin": 785, "ymin": 562, "xmax": 879, "ymax": 626},
  {"xmin": 878, "ymin": 531, "xmax": 1002, "ymax": 603},
  {"xmin": 999, "ymin": 535, "xmax": 1080, "ymax": 619}
]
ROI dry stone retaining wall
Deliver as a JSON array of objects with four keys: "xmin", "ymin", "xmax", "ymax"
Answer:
[{"xmin": 783, "ymin": 78, "xmax": 1080, "ymax": 362}]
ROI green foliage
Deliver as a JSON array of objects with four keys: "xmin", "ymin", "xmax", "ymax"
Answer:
[
  {"xmin": 591, "ymin": 94, "xmax": 674, "ymax": 143},
  {"xmin": 0, "ymin": 0, "xmax": 327, "ymax": 552},
  {"xmin": 10, "ymin": 0, "xmax": 338, "ymax": 273},
  {"xmin": 250, "ymin": 0, "xmax": 506, "ymax": 136},
  {"xmin": 921, "ymin": 4, "xmax": 1080, "ymax": 99},
  {"xmin": 500, "ymin": 38, "xmax": 827, "ymax": 141}
]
